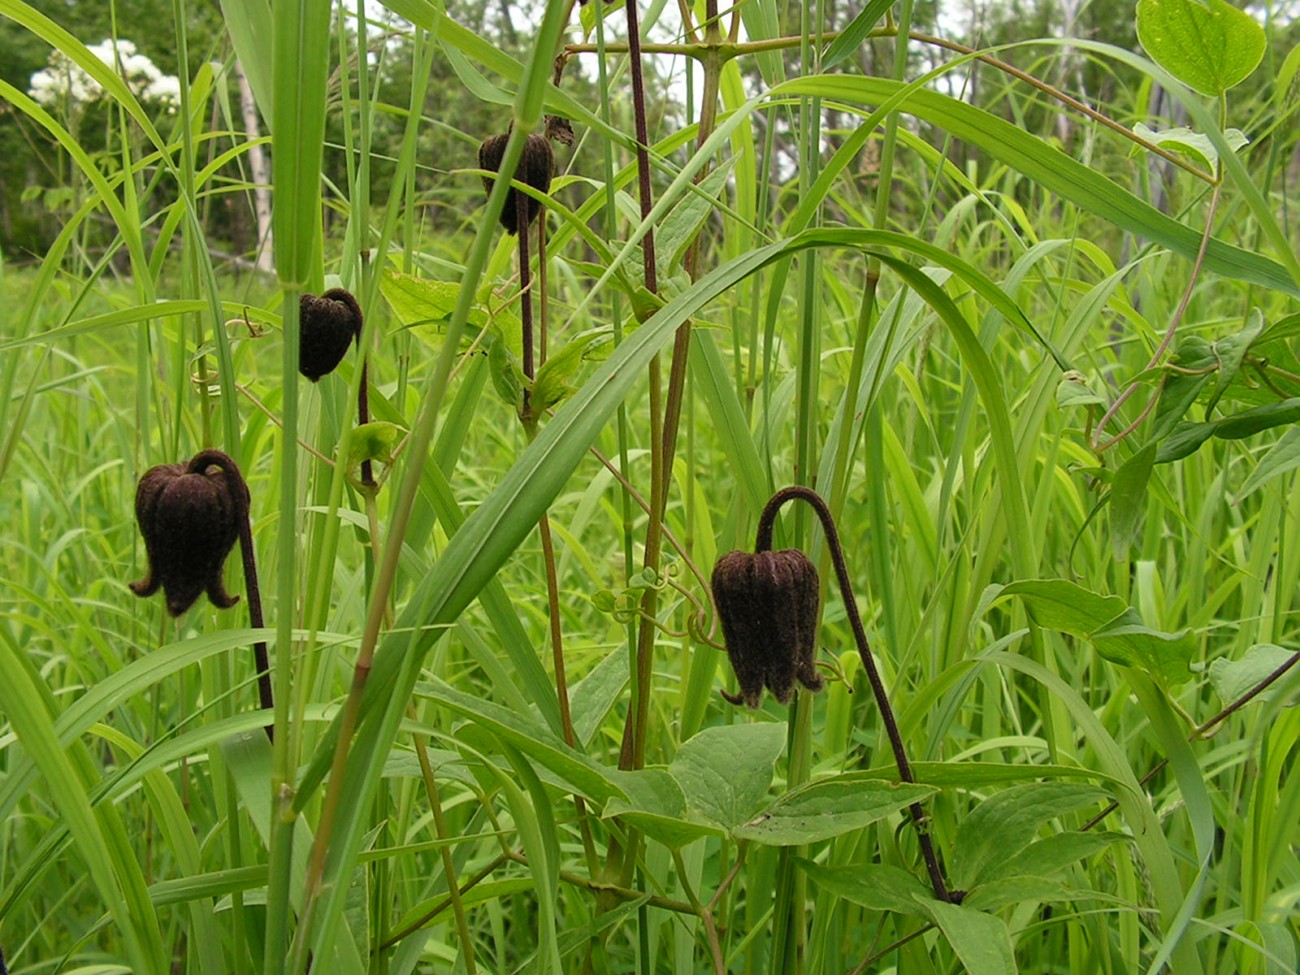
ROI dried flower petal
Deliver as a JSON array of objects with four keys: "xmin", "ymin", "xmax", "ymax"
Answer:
[
  {"xmin": 711, "ymin": 549, "xmax": 824, "ymax": 708},
  {"xmin": 299, "ymin": 288, "xmax": 362, "ymax": 382},
  {"xmin": 130, "ymin": 451, "xmax": 248, "ymax": 616},
  {"xmin": 478, "ymin": 132, "xmax": 553, "ymax": 235}
]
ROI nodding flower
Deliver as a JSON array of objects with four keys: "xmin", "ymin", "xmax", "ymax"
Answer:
[
  {"xmin": 129, "ymin": 450, "xmax": 249, "ymax": 617},
  {"xmin": 711, "ymin": 548, "xmax": 825, "ymax": 708},
  {"xmin": 478, "ymin": 131, "xmax": 553, "ymax": 235},
  {"xmin": 299, "ymin": 288, "xmax": 363, "ymax": 382}
]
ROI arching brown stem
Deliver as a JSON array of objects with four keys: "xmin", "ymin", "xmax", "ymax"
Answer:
[
  {"xmin": 758, "ymin": 485, "xmax": 954, "ymax": 902},
  {"xmin": 190, "ymin": 449, "xmax": 274, "ymax": 736}
]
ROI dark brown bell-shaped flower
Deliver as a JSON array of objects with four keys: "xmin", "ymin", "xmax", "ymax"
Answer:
[
  {"xmin": 299, "ymin": 288, "xmax": 362, "ymax": 382},
  {"xmin": 478, "ymin": 131, "xmax": 553, "ymax": 235},
  {"xmin": 711, "ymin": 549, "xmax": 824, "ymax": 708},
  {"xmin": 129, "ymin": 450, "xmax": 248, "ymax": 616}
]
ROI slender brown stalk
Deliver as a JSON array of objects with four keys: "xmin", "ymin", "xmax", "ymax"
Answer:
[
  {"xmin": 357, "ymin": 355, "xmax": 373, "ymax": 488},
  {"xmin": 757, "ymin": 486, "xmax": 954, "ymax": 902},
  {"xmin": 516, "ymin": 187, "xmax": 535, "ymax": 386},
  {"xmin": 672, "ymin": 848, "xmax": 726, "ymax": 975},
  {"xmin": 617, "ymin": 0, "xmax": 664, "ymax": 775}
]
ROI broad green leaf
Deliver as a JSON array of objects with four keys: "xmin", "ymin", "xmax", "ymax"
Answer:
[
  {"xmin": 1259, "ymin": 313, "xmax": 1300, "ymax": 345},
  {"xmin": 918, "ymin": 897, "xmax": 1018, "ymax": 975},
  {"xmin": 995, "ymin": 579, "xmax": 1196, "ymax": 686},
  {"xmin": 1156, "ymin": 420, "xmax": 1218, "ymax": 462},
  {"xmin": 488, "ymin": 337, "xmax": 527, "ymax": 414},
  {"xmin": 568, "ymin": 648, "xmax": 629, "ymax": 748},
  {"xmin": 1160, "ymin": 398, "xmax": 1300, "ymax": 462},
  {"xmin": 1110, "ymin": 443, "xmax": 1156, "ymax": 560},
  {"xmin": 952, "ymin": 782, "xmax": 1108, "ymax": 889},
  {"xmin": 345, "ymin": 422, "xmax": 403, "ymax": 472},
  {"xmin": 669, "ymin": 723, "xmax": 786, "ymax": 829},
  {"xmin": 1237, "ymin": 426, "xmax": 1300, "ymax": 499},
  {"xmin": 995, "ymin": 579, "xmax": 1125, "ymax": 631},
  {"xmin": 1092, "ymin": 609, "xmax": 1198, "ymax": 687},
  {"xmin": 441, "ymin": 41, "xmax": 511, "ymax": 106},
  {"xmin": 530, "ymin": 329, "xmax": 613, "ymax": 414},
  {"xmin": 271, "ymin": 0, "xmax": 330, "ymax": 284},
  {"xmin": 1207, "ymin": 309, "xmax": 1266, "ymax": 411},
  {"xmin": 799, "ymin": 861, "xmax": 932, "ymax": 917},
  {"xmin": 655, "ymin": 161, "xmax": 735, "ymax": 278},
  {"xmin": 1215, "ymin": 398, "xmax": 1300, "ymax": 439},
  {"xmin": 630, "ymin": 285, "xmax": 665, "ymax": 323},
  {"xmin": 1232, "ymin": 919, "xmax": 1299, "ymax": 975},
  {"xmin": 1136, "ymin": 0, "xmax": 1266, "ymax": 95},
  {"xmin": 1152, "ymin": 337, "xmax": 1216, "ymax": 441},
  {"xmin": 963, "ymin": 876, "xmax": 1073, "ymax": 911},
  {"xmin": 602, "ymin": 769, "xmax": 722, "ymax": 849},
  {"xmin": 380, "ymin": 269, "xmax": 521, "ymax": 355},
  {"xmin": 732, "ymin": 778, "xmax": 936, "ymax": 846},
  {"xmin": 983, "ymin": 831, "xmax": 1128, "ymax": 884},
  {"xmin": 823, "ymin": 0, "xmax": 896, "ymax": 68},
  {"xmin": 1208, "ymin": 644, "xmax": 1299, "ymax": 706},
  {"xmin": 1132, "ymin": 122, "xmax": 1248, "ymax": 170}
]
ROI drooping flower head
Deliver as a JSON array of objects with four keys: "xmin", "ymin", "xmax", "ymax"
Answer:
[
  {"xmin": 299, "ymin": 288, "xmax": 363, "ymax": 382},
  {"xmin": 130, "ymin": 450, "xmax": 248, "ymax": 616},
  {"xmin": 478, "ymin": 131, "xmax": 553, "ymax": 235},
  {"xmin": 711, "ymin": 548, "xmax": 824, "ymax": 708}
]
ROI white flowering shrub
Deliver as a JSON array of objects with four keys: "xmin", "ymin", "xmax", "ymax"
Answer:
[{"xmin": 28, "ymin": 38, "xmax": 181, "ymax": 112}]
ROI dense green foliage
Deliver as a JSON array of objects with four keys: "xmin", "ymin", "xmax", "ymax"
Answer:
[{"xmin": 0, "ymin": 0, "xmax": 1298, "ymax": 973}]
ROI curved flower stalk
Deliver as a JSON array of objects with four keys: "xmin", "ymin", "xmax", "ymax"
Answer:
[
  {"xmin": 130, "ymin": 449, "xmax": 274, "ymax": 726},
  {"xmin": 712, "ymin": 485, "xmax": 958, "ymax": 902}
]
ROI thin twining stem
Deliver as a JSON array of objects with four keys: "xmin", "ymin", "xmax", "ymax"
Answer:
[
  {"xmin": 1081, "ymin": 646, "xmax": 1300, "ymax": 832},
  {"xmin": 757, "ymin": 485, "xmax": 954, "ymax": 902},
  {"xmin": 1092, "ymin": 180, "xmax": 1224, "ymax": 452}
]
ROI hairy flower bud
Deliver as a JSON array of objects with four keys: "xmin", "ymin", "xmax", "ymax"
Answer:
[
  {"xmin": 711, "ymin": 549, "xmax": 824, "ymax": 708},
  {"xmin": 478, "ymin": 132, "xmax": 553, "ymax": 235},
  {"xmin": 299, "ymin": 288, "xmax": 362, "ymax": 382},
  {"xmin": 129, "ymin": 450, "xmax": 249, "ymax": 616}
]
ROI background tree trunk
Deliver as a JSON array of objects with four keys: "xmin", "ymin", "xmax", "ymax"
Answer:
[{"xmin": 236, "ymin": 59, "xmax": 274, "ymax": 275}]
